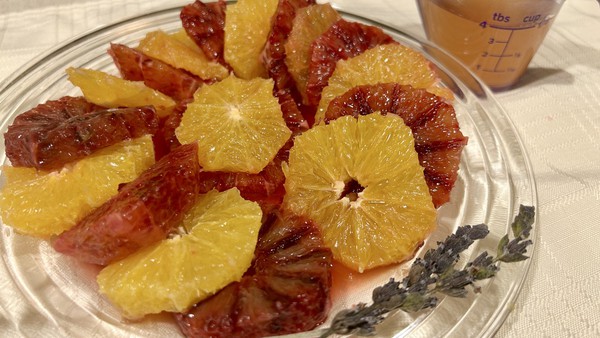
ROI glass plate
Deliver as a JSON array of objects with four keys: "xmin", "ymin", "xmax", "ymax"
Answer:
[{"xmin": 0, "ymin": 4, "xmax": 537, "ymax": 338}]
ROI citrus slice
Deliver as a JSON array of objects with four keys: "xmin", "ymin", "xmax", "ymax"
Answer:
[
  {"xmin": 283, "ymin": 114, "xmax": 437, "ymax": 272},
  {"xmin": 66, "ymin": 68, "xmax": 176, "ymax": 117},
  {"xmin": 96, "ymin": 188, "xmax": 262, "ymax": 319},
  {"xmin": 261, "ymin": 0, "xmax": 315, "ymax": 91},
  {"xmin": 305, "ymin": 19, "xmax": 394, "ymax": 106},
  {"xmin": 324, "ymin": 83, "xmax": 468, "ymax": 207},
  {"xmin": 197, "ymin": 160, "xmax": 286, "ymax": 214},
  {"xmin": 284, "ymin": 3, "xmax": 341, "ymax": 105},
  {"xmin": 137, "ymin": 30, "xmax": 229, "ymax": 81},
  {"xmin": 175, "ymin": 213, "xmax": 332, "ymax": 337},
  {"xmin": 5, "ymin": 101, "xmax": 158, "ymax": 171},
  {"xmin": 175, "ymin": 75, "xmax": 291, "ymax": 173},
  {"xmin": 224, "ymin": 0, "xmax": 279, "ymax": 79},
  {"xmin": 276, "ymin": 89, "xmax": 309, "ymax": 134},
  {"xmin": 109, "ymin": 43, "xmax": 202, "ymax": 101},
  {"xmin": 170, "ymin": 28, "xmax": 206, "ymax": 53},
  {"xmin": 180, "ymin": 0, "xmax": 227, "ymax": 64},
  {"xmin": 0, "ymin": 135, "xmax": 155, "ymax": 237},
  {"xmin": 53, "ymin": 143, "xmax": 202, "ymax": 266},
  {"xmin": 314, "ymin": 44, "xmax": 453, "ymax": 123}
]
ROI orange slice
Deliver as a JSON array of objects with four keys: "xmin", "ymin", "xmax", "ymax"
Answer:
[
  {"xmin": 0, "ymin": 136, "xmax": 155, "ymax": 237},
  {"xmin": 97, "ymin": 188, "xmax": 262, "ymax": 319},
  {"xmin": 224, "ymin": 0, "xmax": 279, "ymax": 79},
  {"xmin": 314, "ymin": 44, "xmax": 453, "ymax": 123},
  {"xmin": 66, "ymin": 68, "xmax": 176, "ymax": 117},
  {"xmin": 175, "ymin": 75, "xmax": 291, "ymax": 173},
  {"xmin": 283, "ymin": 114, "xmax": 437, "ymax": 272}
]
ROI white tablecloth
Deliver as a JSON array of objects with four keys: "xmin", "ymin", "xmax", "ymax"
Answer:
[{"xmin": 1, "ymin": 0, "xmax": 599, "ymax": 337}]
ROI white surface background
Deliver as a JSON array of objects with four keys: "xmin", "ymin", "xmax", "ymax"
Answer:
[{"xmin": 1, "ymin": 0, "xmax": 599, "ymax": 337}]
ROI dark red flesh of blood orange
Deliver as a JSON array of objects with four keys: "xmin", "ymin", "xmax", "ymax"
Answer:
[
  {"xmin": 197, "ymin": 160, "xmax": 286, "ymax": 215},
  {"xmin": 275, "ymin": 89, "xmax": 309, "ymax": 135},
  {"xmin": 180, "ymin": 0, "xmax": 228, "ymax": 66},
  {"xmin": 156, "ymin": 100, "xmax": 288, "ymax": 215},
  {"xmin": 175, "ymin": 213, "xmax": 332, "ymax": 338},
  {"xmin": 52, "ymin": 143, "xmax": 201, "ymax": 266},
  {"xmin": 275, "ymin": 89, "xmax": 310, "ymax": 162},
  {"xmin": 109, "ymin": 43, "xmax": 203, "ymax": 102},
  {"xmin": 324, "ymin": 83, "xmax": 468, "ymax": 207},
  {"xmin": 261, "ymin": 0, "xmax": 315, "ymax": 92},
  {"xmin": 152, "ymin": 101, "xmax": 188, "ymax": 159},
  {"xmin": 4, "ymin": 96, "xmax": 159, "ymax": 171},
  {"xmin": 305, "ymin": 19, "xmax": 394, "ymax": 107}
]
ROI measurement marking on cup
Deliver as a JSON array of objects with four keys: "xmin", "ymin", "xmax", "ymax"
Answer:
[
  {"xmin": 489, "ymin": 24, "xmax": 538, "ymax": 31},
  {"xmin": 492, "ymin": 29, "xmax": 512, "ymax": 72},
  {"xmin": 478, "ymin": 23, "xmax": 542, "ymax": 73},
  {"xmin": 418, "ymin": 1, "xmax": 564, "ymax": 89}
]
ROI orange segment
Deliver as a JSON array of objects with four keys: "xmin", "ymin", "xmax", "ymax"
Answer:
[
  {"xmin": 137, "ymin": 30, "xmax": 229, "ymax": 81},
  {"xmin": 284, "ymin": 3, "xmax": 341, "ymax": 105},
  {"xmin": 175, "ymin": 75, "xmax": 291, "ymax": 174},
  {"xmin": 283, "ymin": 114, "xmax": 436, "ymax": 272},
  {"xmin": 0, "ymin": 136, "xmax": 155, "ymax": 237},
  {"xmin": 314, "ymin": 44, "xmax": 453, "ymax": 123},
  {"xmin": 97, "ymin": 188, "xmax": 262, "ymax": 319},
  {"xmin": 224, "ymin": 0, "xmax": 279, "ymax": 79},
  {"xmin": 170, "ymin": 28, "xmax": 205, "ymax": 52},
  {"xmin": 66, "ymin": 68, "xmax": 176, "ymax": 117},
  {"xmin": 324, "ymin": 83, "xmax": 467, "ymax": 207}
]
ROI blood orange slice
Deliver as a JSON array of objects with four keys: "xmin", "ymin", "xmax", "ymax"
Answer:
[
  {"xmin": 284, "ymin": 3, "xmax": 340, "ymax": 105},
  {"xmin": 109, "ymin": 43, "xmax": 202, "ymax": 102},
  {"xmin": 197, "ymin": 160, "xmax": 286, "ymax": 215},
  {"xmin": 5, "ymin": 101, "xmax": 158, "ymax": 171},
  {"xmin": 261, "ymin": 0, "xmax": 315, "ymax": 92},
  {"xmin": 154, "ymin": 102, "xmax": 186, "ymax": 155},
  {"xmin": 5, "ymin": 96, "xmax": 98, "ymax": 168},
  {"xmin": 180, "ymin": 0, "xmax": 227, "ymax": 65},
  {"xmin": 137, "ymin": 30, "xmax": 229, "ymax": 81},
  {"xmin": 163, "ymin": 85, "xmax": 290, "ymax": 212},
  {"xmin": 97, "ymin": 188, "xmax": 262, "ymax": 319},
  {"xmin": 275, "ymin": 89, "xmax": 309, "ymax": 134},
  {"xmin": 283, "ymin": 113, "xmax": 437, "ymax": 272},
  {"xmin": 175, "ymin": 213, "xmax": 332, "ymax": 337},
  {"xmin": 52, "ymin": 143, "xmax": 202, "ymax": 265},
  {"xmin": 0, "ymin": 135, "xmax": 155, "ymax": 238},
  {"xmin": 325, "ymin": 83, "xmax": 468, "ymax": 207},
  {"xmin": 305, "ymin": 19, "xmax": 394, "ymax": 106},
  {"xmin": 314, "ymin": 44, "xmax": 453, "ymax": 124}
]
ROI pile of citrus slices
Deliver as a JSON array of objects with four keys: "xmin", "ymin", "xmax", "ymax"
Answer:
[{"xmin": 0, "ymin": 0, "xmax": 468, "ymax": 337}]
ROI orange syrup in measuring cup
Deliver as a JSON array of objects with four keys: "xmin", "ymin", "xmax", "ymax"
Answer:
[{"xmin": 417, "ymin": 0, "xmax": 564, "ymax": 89}]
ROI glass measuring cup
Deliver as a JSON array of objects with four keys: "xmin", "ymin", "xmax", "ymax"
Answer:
[{"xmin": 417, "ymin": 0, "xmax": 564, "ymax": 90}]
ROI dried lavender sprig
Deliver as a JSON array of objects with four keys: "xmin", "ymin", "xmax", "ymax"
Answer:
[
  {"xmin": 320, "ymin": 204, "xmax": 535, "ymax": 337},
  {"xmin": 496, "ymin": 205, "xmax": 534, "ymax": 263}
]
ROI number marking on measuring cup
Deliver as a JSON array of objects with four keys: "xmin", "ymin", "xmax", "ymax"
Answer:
[{"xmin": 477, "ymin": 13, "xmax": 556, "ymax": 74}]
